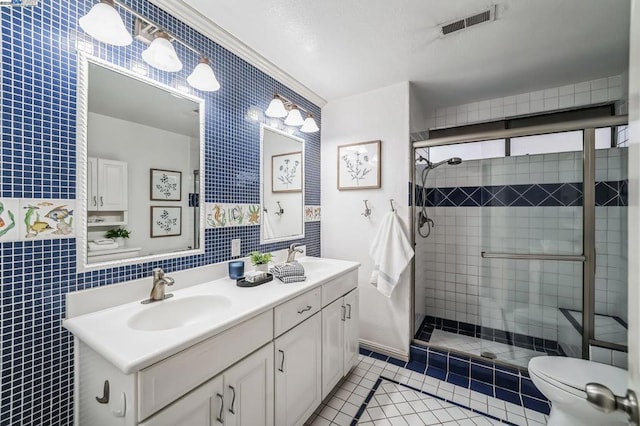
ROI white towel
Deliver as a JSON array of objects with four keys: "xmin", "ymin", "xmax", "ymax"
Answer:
[
  {"xmin": 369, "ymin": 211, "xmax": 414, "ymax": 297},
  {"xmin": 88, "ymin": 240, "xmax": 118, "ymax": 251},
  {"xmin": 262, "ymin": 210, "xmax": 275, "ymax": 240}
]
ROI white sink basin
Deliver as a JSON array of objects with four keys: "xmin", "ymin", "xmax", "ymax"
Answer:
[
  {"xmin": 128, "ymin": 295, "xmax": 232, "ymax": 331},
  {"xmin": 297, "ymin": 258, "xmax": 332, "ymax": 274}
]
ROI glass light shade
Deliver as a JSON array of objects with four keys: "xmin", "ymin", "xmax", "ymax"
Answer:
[
  {"xmin": 187, "ymin": 57, "xmax": 220, "ymax": 92},
  {"xmin": 142, "ymin": 32, "xmax": 183, "ymax": 72},
  {"xmin": 265, "ymin": 96, "xmax": 287, "ymax": 118},
  {"xmin": 300, "ymin": 114, "xmax": 319, "ymax": 133},
  {"xmin": 284, "ymin": 106, "xmax": 304, "ymax": 126},
  {"xmin": 79, "ymin": 0, "xmax": 132, "ymax": 46}
]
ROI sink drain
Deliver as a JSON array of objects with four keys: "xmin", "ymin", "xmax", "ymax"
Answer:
[{"xmin": 481, "ymin": 351, "xmax": 497, "ymax": 360}]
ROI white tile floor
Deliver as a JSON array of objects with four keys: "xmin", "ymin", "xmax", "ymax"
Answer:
[
  {"xmin": 305, "ymin": 355, "xmax": 549, "ymax": 426},
  {"xmin": 428, "ymin": 330, "xmax": 546, "ymax": 368}
]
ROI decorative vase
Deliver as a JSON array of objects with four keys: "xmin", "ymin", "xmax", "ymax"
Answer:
[
  {"xmin": 254, "ymin": 263, "xmax": 268, "ymax": 273},
  {"xmin": 115, "ymin": 237, "xmax": 126, "ymax": 247}
]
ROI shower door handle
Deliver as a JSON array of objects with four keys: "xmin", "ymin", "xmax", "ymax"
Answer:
[{"xmin": 481, "ymin": 252, "xmax": 586, "ymax": 261}]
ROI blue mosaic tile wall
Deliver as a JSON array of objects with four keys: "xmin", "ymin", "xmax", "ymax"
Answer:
[{"xmin": 0, "ymin": 1, "xmax": 321, "ymax": 424}]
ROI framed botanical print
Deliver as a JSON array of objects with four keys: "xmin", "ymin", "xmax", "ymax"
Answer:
[
  {"xmin": 150, "ymin": 169, "xmax": 182, "ymax": 201},
  {"xmin": 272, "ymin": 151, "xmax": 303, "ymax": 193},
  {"xmin": 337, "ymin": 140, "xmax": 381, "ymax": 190},
  {"xmin": 150, "ymin": 206, "xmax": 182, "ymax": 237}
]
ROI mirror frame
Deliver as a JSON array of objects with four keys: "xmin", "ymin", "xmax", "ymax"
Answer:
[
  {"xmin": 259, "ymin": 124, "xmax": 305, "ymax": 244},
  {"xmin": 76, "ymin": 53, "xmax": 206, "ymax": 272}
]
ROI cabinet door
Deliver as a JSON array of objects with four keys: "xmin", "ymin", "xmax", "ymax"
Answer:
[
  {"xmin": 87, "ymin": 157, "xmax": 99, "ymax": 211},
  {"xmin": 98, "ymin": 158, "xmax": 128, "ymax": 211},
  {"xmin": 321, "ymin": 297, "xmax": 345, "ymax": 399},
  {"xmin": 343, "ymin": 289, "xmax": 359, "ymax": 373},
  {"xmin": 140, "ymin": 375, "xmax": 223, "ymax": 426},
  {"xmin": 275, "ymin": 313, "xmax": 322, "ymax": 426},
  {"xmin": 224, "ymin": 343, "xmax": 274, "ymax": 426}
]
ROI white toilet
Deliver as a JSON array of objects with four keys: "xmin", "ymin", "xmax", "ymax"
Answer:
[{"xmin": 528, "ymin": 356, "xmax": 628, "ymax": 426}]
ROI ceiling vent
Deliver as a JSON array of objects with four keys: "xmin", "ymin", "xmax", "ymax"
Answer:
[{"xmin": 441, "ymin": 5, "xmax": 497, "ymax": 37}]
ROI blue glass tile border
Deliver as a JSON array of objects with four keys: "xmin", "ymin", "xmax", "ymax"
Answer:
[
  {"xmin": 358, "ymin": 347, "xmax": 551, "ymax": 415},
  {"xmin": 350, "ymin": 376, "xmax": 519, "ymax": 426},
  {"xmin": 415, "ymin": 315, "xmax": 566, "ymax": 357},
  {"xmin": 414, "ymin": 180, "xmax": 628, "ymax": 207}
]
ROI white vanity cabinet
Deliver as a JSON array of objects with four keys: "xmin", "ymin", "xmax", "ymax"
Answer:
[
  {"xmin": 142, "ymin": 344, "xmax": 273, "ymax": 426},
  {"xmin": 88, "ymin": 157, "xmax": 128, "ymax": 211},
  {"xmin": 321, "ymin": 287, "xmax": 359, "ymax": 399}
]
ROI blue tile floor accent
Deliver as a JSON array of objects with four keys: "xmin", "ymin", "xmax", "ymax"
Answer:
[{"xmin": 305, "ymin": 352, "xmax": 549, "ymax": 425}]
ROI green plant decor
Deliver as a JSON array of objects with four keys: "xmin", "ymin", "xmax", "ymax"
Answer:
[
  {"xmin": 249, "ymin": 251, "xmax": 273, "ymax": 266},
  {"xmin": 105, "ymin": 228, "xmax": 131, "ymax": 239}
]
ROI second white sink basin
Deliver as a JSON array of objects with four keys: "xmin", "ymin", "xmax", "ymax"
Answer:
[{"xmin": 128, "ymin": 295, "xmax": 232, "ymax": 331}]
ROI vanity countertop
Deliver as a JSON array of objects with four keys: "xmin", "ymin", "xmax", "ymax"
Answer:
[{"xmin": 63, "ymin": 257, "xmax": 360, "ymax": 374}]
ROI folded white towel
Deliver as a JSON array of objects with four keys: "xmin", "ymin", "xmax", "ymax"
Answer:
[
  {"xmin": 88, "ymin": 240, "xmax": 118, "ymax": 251},
  {"xmin": 369, "ymin": 211, "xmax": 414, "ymax": 297}
]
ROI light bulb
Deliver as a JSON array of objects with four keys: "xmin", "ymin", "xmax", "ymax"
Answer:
[
  {"xmin": 142, "ymin": 31, "xmax": 183, "ymax": 72},
  {"xmin": 300, "ymin": 113, "xmax": 319, "ymax": 133},
  {"xmin": 265, "ymin": 95, "xmax": 287, "ymax": 118},
  {"xmin": 284, "ymin": 106, "xmax": 304, "ymax": 127},
  {"xmin": 79, "ymin": 0, "xmax": 132, "ymax": 46},
  {"xmin": 187, "ymin": 57, "xmax": 220, "ymax": 92}
]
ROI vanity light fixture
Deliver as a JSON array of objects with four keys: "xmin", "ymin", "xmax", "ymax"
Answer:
[
  {"xmin": 79, "ymin": 0, "xmax": 132, "ymax": 46},
  {"xmin": 265, "ymin": 94, "xmax": 288, "ymax": 118},
  {"xmin": 300, "ymin": 112, "xmax": 320, "ymax": 133},
  {"xmin": 142, "ymin": 31, "xmax": 183, "ymax": 72},
  {"xmin": 78, "ymin": 3, "xmax": 222, "ymax": 91},
  {"xmin": 264, "ymin": 93, "xmax": 319, "ymax": 133},
  {"xmin": 187, "ymin": 57, "xmax": 220, "ymax": 92}
]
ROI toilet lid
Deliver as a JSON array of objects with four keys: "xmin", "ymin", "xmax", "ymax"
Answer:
[{"xmin": 529, "ymin": 356, "xmax": 627, "ymax": 395}]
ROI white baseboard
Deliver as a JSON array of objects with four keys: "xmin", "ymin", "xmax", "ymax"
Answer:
[{"xmin": 359, "ymin": 339, "xmax": 409, "ymax": 362}]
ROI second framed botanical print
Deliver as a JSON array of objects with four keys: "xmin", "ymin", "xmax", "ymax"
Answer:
[{"xmin": 337, "ymin": 140, "xmax": 381, "ymax": 190}]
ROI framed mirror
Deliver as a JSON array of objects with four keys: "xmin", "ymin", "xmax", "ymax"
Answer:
[
  {"xmin": 260, "ymin": 125, "xmax": 305, "ymax": 243},
  {"xmin": 76, "ymin": 53, "xmax": 205, "ymax": 271}
]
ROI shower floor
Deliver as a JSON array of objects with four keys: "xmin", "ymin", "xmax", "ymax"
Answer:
[
  {"xmin": 428, "ymin": 329, "xmax": 547, "ymax": 368},
  {"xmin": 415, "ymin": 315, "xmax": 564, "ymax": 368}
]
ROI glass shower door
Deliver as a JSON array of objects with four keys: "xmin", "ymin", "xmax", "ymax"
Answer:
[{"xmin": 476, "ymin": 131, "xmax": 585, "ymax": 367}]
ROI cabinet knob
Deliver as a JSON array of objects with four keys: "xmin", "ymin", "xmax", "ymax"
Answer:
[
  {"xmin": 93, "ymin": 195, "xmax": 97, "ymax": 207},
  {"xmin": 297, "ymin": 305, "xmax": 312, "ymax": 314},
  {"xmin": 278, "ymin": 349, "xmax": 285, "ymax": 372},
  {"xmin": 228, "ymin": 385, "xmax": 236, "ymax": 414},
  {"xmin": 346, "ymin": 304, "xmax": 352, "ymax": 319},
  {"xmin": 100, "ymin": 196, "xmax": 104, "ymax": 207},
  {"xmin": 341, "ymin": 305, "xmax": 346, "ymax": 321}
]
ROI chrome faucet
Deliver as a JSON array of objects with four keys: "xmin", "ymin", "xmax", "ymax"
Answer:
[
  {"xmin": 142, "ymin": 268, "xmax": 175, "ymax": 304},
  {"xmin": 286, "ymin": 244, "xmax": 304, "ymax": 263}
]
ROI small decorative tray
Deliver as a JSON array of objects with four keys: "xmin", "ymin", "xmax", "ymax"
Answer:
[{"xmin": 236, "ymin": 273, "xmax": 274, "ymax": 288}]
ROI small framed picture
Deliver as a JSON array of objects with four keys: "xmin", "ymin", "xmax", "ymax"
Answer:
[
  {"xmin": 150, "ymin": 169, "xmax": 182, "ymax": 201},
  {"xmin": 272, "ymin": 151, "xmax": 303, "ymax": 193},
  {"xmin": 150, "ymin": 206, "xmax": 182, "ymax": 237},
  {"xmin": 337, "ymin": 140, "xmax": 381, "ymax": 190}
]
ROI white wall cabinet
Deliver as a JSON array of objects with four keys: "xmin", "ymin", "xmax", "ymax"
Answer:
[
  {"xmin": 275, "ymin": 313, "xmax": 322, "ymax": 426},
  {"xmin": 74, "ymin": 267, "xmax": 358, "ymax": 426},
  {"xmin": 322, "ymin": 288, "xmax": 359, "ymax": 399},
  {"xmin": 88, "ymin": 157, "xmax": 128, "ymax": 211}
]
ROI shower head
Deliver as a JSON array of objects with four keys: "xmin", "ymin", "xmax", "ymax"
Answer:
[{"xmin": 427, "ymin": 157, "xmax": 463, "ymax": 169}]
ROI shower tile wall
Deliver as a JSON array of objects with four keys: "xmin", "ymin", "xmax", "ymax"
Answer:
[{"xmin": 415, "ymin": 148, "xmax": 628, "ymax": 343}]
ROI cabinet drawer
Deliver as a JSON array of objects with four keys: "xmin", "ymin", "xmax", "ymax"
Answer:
[
  {"xmin": 321, "ymin": 270, "xmax": 357, "ymax": 307},
  {"xmin": 274, "ymin": 288, "xmax": 321, "ymax": 337},
  {"xmin": 138, "ymin": 310, "xmax": 273, "ymax": 421}
]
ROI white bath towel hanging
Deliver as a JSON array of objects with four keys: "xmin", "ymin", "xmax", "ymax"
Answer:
[
  {"xmin": 369, "ymin": 210, "xmax": 414, "ymax": 297},
  {"xmin": 262, "ymin": 209, "xmax": 275, "ymax": 240}
]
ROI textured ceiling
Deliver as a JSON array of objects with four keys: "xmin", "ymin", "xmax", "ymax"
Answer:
[{"xmin": 180, "ymin": 0, "xmax": 630, "ymax": 110}]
